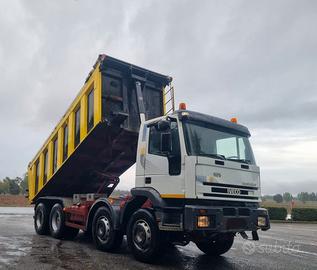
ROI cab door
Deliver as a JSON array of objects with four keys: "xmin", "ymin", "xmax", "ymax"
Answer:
[{"xmin": 143, "ymin": 119, "xmax": 185, "ymax": 198}]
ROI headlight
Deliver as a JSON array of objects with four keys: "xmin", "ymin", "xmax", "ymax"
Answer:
[
  {"xmin": 257, "ymin": 216, "xmax": 267, "ymax": 227},
  {"xmin": 197, "ymin": 216, "xmax": 210, "ymax": 228}
]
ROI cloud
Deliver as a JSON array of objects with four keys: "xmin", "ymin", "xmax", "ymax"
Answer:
[{"xmin": 0, "ymin": 0, "xmax": 316, "ymax": 195}]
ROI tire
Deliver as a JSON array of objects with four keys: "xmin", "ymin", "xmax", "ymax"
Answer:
[
  {"xmin": 195, "ymin": 233, "xmax": 234, "ymax": 256},
  {"xmin": 92, "ymin": 207, "xmax": 123, "ymax": 252},
  {"xmin": 34, "ymin": 202, "xmax": 49, "ymax": 235},
  {"xmin": 49, "ymin": 203, "xmax": 67, "ymax": 239},
  {"xmin": 127, "ymin": 209, "xmax": 161, "ymax": 263}
]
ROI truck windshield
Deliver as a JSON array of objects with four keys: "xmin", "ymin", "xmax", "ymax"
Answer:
[{"xmin": 183, "ymin": 121, "xmax": 256, "ymax": 165}]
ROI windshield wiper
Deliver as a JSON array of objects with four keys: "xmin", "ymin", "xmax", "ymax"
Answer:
[
  {"xmin": 198, "ymin": 153, "xmax": 226, "ymax": 160},
  {"xmin": 227, "ymin": 158, "xmax": 251, "ymax": 164}
]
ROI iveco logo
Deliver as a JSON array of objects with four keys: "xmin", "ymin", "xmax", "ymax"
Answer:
[{"xmin": 227, "ymin": 188, "xmax": 241, "ymax": 195}]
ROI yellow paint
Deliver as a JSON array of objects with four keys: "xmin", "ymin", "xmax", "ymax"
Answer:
[
  {"xmin": 32, "ymin": 164, "xmax": 36, "ymax": 198},
  {"xmin": 94, "ymin": 63, "xmax": 102, "ymax": 124},
  {"xmin": 160, "ymin": 194, "xmax": 185, "ymax": 199},
  {"xmin": 80, "ymin": 95, "xmax": 87, "ymax": 141},
  {"xmin": 27, "ymin": 60, "xmax": 105, "ymax": 202},
  {"xmin": 68, "ymin": 113, "xmax": 75, "ymax": 155},
  {"xmin": 57, "ymin": 129, "xmax": 63, "ymax": 169},
  {"xmin": 59, "ymin": 126, "xmax": 65, "ymax": 164},
  {"xmin": 47, "ymin": 141, "xmax": 53, "ymax": 179},
  {"xmin": 39, "ymin": 153, "xmax": 44, "ymax": 190},
  {"xmin": 29, "ymin": 63, "xmax": 101, "ymax": 165},
  {"xmin": 27, "ymin": 166, "xmax": 34, "ymax": 200}
]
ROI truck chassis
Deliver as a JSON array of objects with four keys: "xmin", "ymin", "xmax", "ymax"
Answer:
[{"xmin": 34, "ymin": 186, "xmax": 270, "ymax": 262}]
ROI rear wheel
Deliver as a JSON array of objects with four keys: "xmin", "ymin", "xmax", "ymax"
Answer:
[
  {"xmin": 92, "ymin": 207, "xmax": 123, "ymax": 252},
  {"xmin": 127, "ymin": 209, "xmax": 161, "ymax": 263},
  {"xmin": 195, "ymin": 233, "xmax": 234, "ymax": 256},
  {"xmin": 34, "ymin": 202, "xmax": 49, "ymax": 235},
  {"xmin": 49, "ymin": 203, "xmax": 67, "ymax": 239}
]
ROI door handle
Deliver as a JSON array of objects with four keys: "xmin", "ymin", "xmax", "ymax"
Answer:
[{"xmin": 145, "ymin": 177, "xmax": 151, "ymax": 184}]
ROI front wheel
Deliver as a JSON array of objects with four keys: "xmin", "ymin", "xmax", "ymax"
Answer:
[
  {"xmin": 195, "ymin": 233, "xmax": 234, "ymax": 256},
  {"xmin": 127, "ymin": 209, "xmax": 161, "ymax": 263},
  {"xmin": 92, "ymin": 207, "xmax": 123, "ymax": 252}
]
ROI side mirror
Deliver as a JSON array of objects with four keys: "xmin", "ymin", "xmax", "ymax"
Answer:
[
  {"xmin": 157, "ymin": 119, "xmax": 170, "ymax": 131},
  {"xmin": 160, "ymin": 133, "xmax": 172, "ymax": 153}
]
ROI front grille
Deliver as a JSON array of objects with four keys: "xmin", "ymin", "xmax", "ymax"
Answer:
[
  {"xmin": 211, "ymin": 187, "xmax": 249, "ymax": 195},
  {"xmin": 203, "ymin": 182, "xmax": 259, "ymax": 200},
  {"xmin": 203, "ymin": 182, "xmax": 258, "ymax": 190},
  {"xmin": 203, "ymin": 193, "xmax": 259, "ymax": 200}
]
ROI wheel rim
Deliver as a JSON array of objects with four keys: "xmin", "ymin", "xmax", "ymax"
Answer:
[
  {"xmin": 96, "ymin": 216, "xmax": 111, "ymax": 244},
  {"xmin": 36, "ymin": 210, "xmax": 43, "ymax": 228},
  {"xmin": 132, "ymin": 219, "xmax": 152, "ymax": 252},
  {"xmin": 51, "ymin": 210, "xmax": 61, "ymax": 232}
]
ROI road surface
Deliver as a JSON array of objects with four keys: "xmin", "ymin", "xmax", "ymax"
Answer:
[{"xmin": 0, "ymin": 207, "xmax": 316, "ymax": 270}]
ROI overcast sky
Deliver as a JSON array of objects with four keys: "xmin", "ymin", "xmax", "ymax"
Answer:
[{"xmin": 0, "ymin": 0, "xmax": 316, "ymax": 195}]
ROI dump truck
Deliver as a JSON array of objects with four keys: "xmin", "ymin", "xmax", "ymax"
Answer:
[{"xmin": 28, "ymin": 55, "xmax": 270, "ymax": 263}]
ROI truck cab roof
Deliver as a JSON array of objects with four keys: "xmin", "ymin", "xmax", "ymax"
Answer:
[{"xmin": 174, "ymin": 110, "xmax": 251, "ymax": 137}]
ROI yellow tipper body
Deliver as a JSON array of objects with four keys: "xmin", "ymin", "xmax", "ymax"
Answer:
[{"xmin": 28, "ymin": 55, "xmax": 172, "ymax": 203}]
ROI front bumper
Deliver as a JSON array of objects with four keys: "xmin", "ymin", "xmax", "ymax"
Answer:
[{"xmin": 183, "ymin": 205, "xmax": 270, "ymax": 232}]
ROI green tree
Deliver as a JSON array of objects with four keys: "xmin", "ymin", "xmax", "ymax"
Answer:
[
  {"xmin": 0, "ymin": 180, "xmax": 9, "ymax": 194},
  {"xmin": 298, "ymin": 192, "xmax": 310, "ymax": 204},
  {"xmin": 273, "ymin": 194, "xmax": 283, "ymax": 203},
  {"xmin": 1, "ymin": 178, "xmax": 11, "ymax": 194},
  {"xmin": 0, "ymin": 174, "xmax": 29, "ymax": 195},
  {"xmin": 283, "ymin": 192, "xmax": 293, "ymax": 202},
  {"xmin": 19, "ymin": 174, "xmax": 28, "ymax": 195},
  {"xmin": 309, "ymin": 192, "xmax": 316, "ymax": 201},
  {"xmin": 8, "ymin": 178, "xmax": 20, "ymax": 195},
  {"xmin": 0, "ymin": 177, "xmax": 20, "ymax": 195}
]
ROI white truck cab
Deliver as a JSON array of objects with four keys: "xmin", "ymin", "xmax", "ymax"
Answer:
[
  {"xmin": 136, "ymin": 108, "xmax": 261, "ymax": 202},
  {"xmin": 126, "ymin": 106, "xmax": 270, "ymax": 261}
]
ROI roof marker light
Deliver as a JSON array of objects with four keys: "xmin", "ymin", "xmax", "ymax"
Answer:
[
  {"xmin": 230, "ymin": 117, "xmax": 238, "ymax": 123},
  {"xmin": 179, "ymin": 103, "xmax": 187, "ymax": 110}
]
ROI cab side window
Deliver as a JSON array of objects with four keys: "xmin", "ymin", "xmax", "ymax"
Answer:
[
  {"xmin": 148, "ymin": 120, "xmax": 181, "ymax": 175},
  {"xmin": 149, "ymin": 127, "xmax": 162, "ymax": 155}
]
